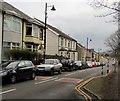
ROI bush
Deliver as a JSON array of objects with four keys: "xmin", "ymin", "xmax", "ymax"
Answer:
[
  {"xmin": 45, "ymin": 55, "xmax": 67, "ymax": 60},
  {"xmin": 5, "ymin": 49, "xmax": 42, "ymax": 62},
  {"xmin": 4, "ymin": 50, "xmax": 68, "ymax": 65}
]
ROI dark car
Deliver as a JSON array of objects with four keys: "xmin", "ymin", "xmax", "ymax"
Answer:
[
  {"xmin": 81, "ymin": 61, "xmax": 90, "ymax": 69},
  {"xmin": 61, "ymin": 59, "xmax": 76, "ymax": 71},
  {"xmin": 74, "ymin": 61, "xmax": 83, "ymax": 70},
  {"xmin": 0, "ymin": 60, "xmax": 36, "ymax": 84}
]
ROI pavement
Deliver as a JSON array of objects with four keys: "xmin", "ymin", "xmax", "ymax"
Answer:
[{"xmin": 85, "ymin": 65, "xmax": 120, "ymax": 100}]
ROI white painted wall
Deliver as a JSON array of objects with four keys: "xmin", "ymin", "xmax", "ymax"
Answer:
[
  {"xmin": 46, "ymin": 29, "xmax": 59, "ymax": 55},
  {"xmin": 0, "ymin": 12, "xmax": 2, "ymax": 64}
]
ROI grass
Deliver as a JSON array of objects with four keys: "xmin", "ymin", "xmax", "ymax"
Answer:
[{"xmin": 85, "ymin": 77, "xmax": 104, "ymax": 98}]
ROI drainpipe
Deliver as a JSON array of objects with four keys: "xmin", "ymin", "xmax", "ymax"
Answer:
[
  {"xmin": 1, "ymin": 11, "xmax": 5, "ymax": 63},
  {"xmin": 21, "ymin": 19, "xmax": 24, "ymax": 50}
]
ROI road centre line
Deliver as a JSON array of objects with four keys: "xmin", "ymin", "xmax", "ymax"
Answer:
[
  {"xmin": 64, "ymin": 72, "xmax": 76, "ymax": 76},
  {"xmin": 54, "ymin": 78, "xmax": 63, "ymax": 82},
  {"xmin": 35, "ymin": 76, "xmax": 53, "ymax": 80},
  {"xmin": 35, "ymin": 77, "xmax": 59, "ymax": 85},
  {"xmin": 0, "ymin": 89, "xmax": 16, "ymax": 95}
]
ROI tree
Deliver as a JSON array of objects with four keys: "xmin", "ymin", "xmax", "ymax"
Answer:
[
  {"xmin": 105, "ymin": 29, "xmax": 120, "ymax": 54},
  {"xmin": 89, "ymin": 0, "xmax": 120, "ymax": 12},
  {"xmin": 89, "ymin": 0, "xmax": 120, "ymax": 62},
  {"xmin": 89, "ymin": 0, "xmax": 120, "ymax": 23}
]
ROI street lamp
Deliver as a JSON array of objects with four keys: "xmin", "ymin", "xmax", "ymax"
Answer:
[
  {"xmin": 86, "ymin": 37, "xmax": 92, "ymax": 61},
  {"xmin": 43, "ymin": 3, "xmax": 56, "ymax": 60},
  {"xmin": 98, "ymin": 48, "xmax": 102, "ymax": 62}
]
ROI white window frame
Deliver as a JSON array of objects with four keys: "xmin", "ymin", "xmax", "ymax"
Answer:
[
  {"xmin": 4, "ymin": 15, "xmax": 21, "ymax": 33},
  {"xmin": 33, "ymin": 24, "xmax": 39, "ymax": 38}
]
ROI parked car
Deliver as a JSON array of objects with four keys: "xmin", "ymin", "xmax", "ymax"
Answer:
[
  {"xmin": 81, "ymin": 61, "xmax": 90, "ymax": 69},
  {"xmin": 100, "ymin": 62, "xmax": 106, "ymax": 66},
  {"xmin": 96, "ymin": 62, "xmax": 101, "ymax": 67},
  {"xmin": 74, "ymin": 61, "xmax": 83, "ymax": 70},
  {"xmin": 36, "ymin": 59, "xmax": 62, "ymax": 76},
  {"xmin": 92, "ymin": 62, "xmax": 97, "ymax": 67},
  {"xmin": 0, "ymin": 60, "xmax": 36, "ymax": 84},
  {"xmin": 86, "ymin": 61, "xmax": 93, "ymax": 68},
  {"xmin": 61, "ymin": 59, "xmax": 76, "ymax": 71}
]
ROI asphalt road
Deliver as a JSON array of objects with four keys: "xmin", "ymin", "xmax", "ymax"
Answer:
[{"xmin": 1, "ymin": 65, "xmax": 113, "ymax": 100}]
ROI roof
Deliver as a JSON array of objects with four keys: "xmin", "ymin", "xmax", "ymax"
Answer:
[
  {"xmin": 77, "ymin": 43, "xmax": 85, "ymax": 48},
  {"xmin": 34, "ymin": 18, "xmax": 77, "ymax": 42},
  {"xmin": 0, "ymin": 1, "xmax": 43, "ymax": 27}
]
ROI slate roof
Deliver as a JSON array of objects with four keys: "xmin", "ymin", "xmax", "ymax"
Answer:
[
  {"xmin": 77, "ymin": 43, "xmax": 86, "ymax": 49},
  {"xmin": 34, "ymin": 18, "xmax": 77, "ymax": 42},
  {"xmin": 0, "ymin": 1, "xmax": 43, "ymax": 27}
]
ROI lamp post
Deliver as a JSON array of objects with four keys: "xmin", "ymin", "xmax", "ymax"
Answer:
[
  {"xmin": 86, "ymin": 37, "xmax": 92, "ymax": 61},
  {"xmin": 98, "ymin": 48, "xmax": 102, "ymax": 62},
  {"xmin": 43, "ymin": 3, "xmax": 56, "ymax": 60}
]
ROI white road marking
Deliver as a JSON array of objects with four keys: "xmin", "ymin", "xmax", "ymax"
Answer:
[
  {"xmin": 76, "ymin": 79, "xmax": 84, "ymax": 83},
  {"xmin": 35, "ymin": 77, "xmax": 59, "ymax": 85},
  {"xmin": 64, "ymin": 72, "xmax": 76, "ymax": 76},
  {"xmin": 55, "ymin": 78, "xmax": 63, "ymax": 81},
  {"xmin": 0, "ymin": 89, "xmax": 16, "ymax": 95},
  {"xmin": 35, "ymin": 76, "xmax": 53, "ymax": 80}
]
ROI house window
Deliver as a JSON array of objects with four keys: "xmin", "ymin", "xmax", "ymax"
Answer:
[
  {"xmin": 65, "ymin": 39, "xmax": 67, "ymax": 47},
  {"xmin": 33, "ymin": 25, "xmax": 39, "ymax": 38},
  {"xmin": 3, "ymin": 42, "xmax": 20, "ymax": 50},
  {"xmin": 33, "ymin": 45, "xmax": 38, "ymax": 52},
  {"xmin": 12, "ymin": 43, "xmax": 20, "ymax": 49},
  {"xmin": 71, "ymin": 41, "xmax": 72, "ymax": 48},
  {"xmin": 61, "ymin": 38, "xmax": 63, "ymax": 46},
  {"xmin": 3, "ymin": 42, "xmax": 11, "ymax": 51},
  {"xmin": 40, "ymin": 28, "xmax": 43, "ymax": 40},
  {"xmin": 12, "ymin": 17, "xmax": 21, "ymax": 33},
  {"xmin": 26, "ymin": 44, "xmax": 38, "ymax": 52},
  {"xmin": 68, "ymin": 41, "xmax": 70, "ymax": 48},
  {"xmin": 61, "ymin": 52, "xmax": 63, "ymax": 56},
  {"xmin": 4, "ymin": 15, "xmax": 21, "ymax": 33},
  {"xmin": 26, "ymin": 44, "xmax": 32, "ymax": 51},
  {"xmin": 72, "ymin": 42, "xmax": 74, "ymax": 49},
  {"xmin": 26, "ymin": 23, "xmax": 32, "ymax": 36},
  {"xmin": 4, "ymin": 15, "xmax": 12, "ymax": 31}
]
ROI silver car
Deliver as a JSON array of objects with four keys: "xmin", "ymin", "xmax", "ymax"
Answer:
[{"xmin": 36, "ymin": 59, "xmax": 62, "ymax": 75}]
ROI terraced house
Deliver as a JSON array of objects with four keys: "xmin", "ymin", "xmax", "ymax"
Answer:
[
  {"xmin": 77, "ymin": 43, "xmax": 86, "ymax": 61},
  {"xmin": 35, "ymin": 18, "xmax": 78, "ymax": 61},
  {"xmin": 0, "ymin": 1, "xmax": 44, "ymax": 63}
]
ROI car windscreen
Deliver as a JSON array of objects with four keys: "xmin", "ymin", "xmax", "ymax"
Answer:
[
  {"xmin": 0, "ymin": 61, "xmax": 13, "ymax": 69},
  {"xmin": 5, "ymin": 61, "xmax": 19, "ymax": 69},
  {"xmin": 45, "ymin": 60, "xmax": 54, "ymax": 64},
  {"xmin": 75, "ymin": 61, "xmax": 81, "ymax": 65},
  {"xmin": 61, "ymin": 60, "xmax": 69, "ymax": 63}
]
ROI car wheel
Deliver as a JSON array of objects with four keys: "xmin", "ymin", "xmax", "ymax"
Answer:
[
  {"xmin": 30, "ymin": 72, "xmax": 36, "ymax": 80},
  {"xmin": 58, "ymin": 68, "xmax": 62, "ymax": 74},
  {"xmin": 50, "ymin": 69, "xmax": 54, "ymax": 76},
  {"xmin": 10, "ymin": 75, "xmax": 16, "ymax": 84}
]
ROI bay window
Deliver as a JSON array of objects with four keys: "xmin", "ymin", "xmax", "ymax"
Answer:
[{"xmin": 4, "ymin": 15, "xmax": 21, "ymax": 33}]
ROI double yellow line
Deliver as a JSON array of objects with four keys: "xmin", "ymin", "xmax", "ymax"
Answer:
[{"xmin": 75, "ymin": 78, "xmax": 94, "ymax": 101}]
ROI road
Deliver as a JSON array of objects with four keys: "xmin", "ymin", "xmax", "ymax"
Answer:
[{"xmin": 1, "ymin": 65, "xmax": 113, "ymax": 100}]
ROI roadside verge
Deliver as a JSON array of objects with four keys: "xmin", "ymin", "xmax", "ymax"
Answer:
[{"xmin": 84, "ymin": 67, "xmax": 119, "ymax": 100}]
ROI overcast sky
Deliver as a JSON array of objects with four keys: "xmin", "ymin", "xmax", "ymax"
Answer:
[{"xmin": 4, "ymin": 0, "xmax": 118, "ymax": 52}]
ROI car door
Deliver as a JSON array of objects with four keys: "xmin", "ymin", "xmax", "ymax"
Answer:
[
  {"xmin": 55, "ymin": 59, "xmax": 61, "ymax": 71},
  {"xmin": 16, "ymin": 61, "xmax": 26, "ymax": 79},
  {"xmin": 24, "ymin": 61, "xmax": 34, "ymax": 77},
  {"xmin": 53, "ymin": 60, "xmax": 58, "ymax": 71}
]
